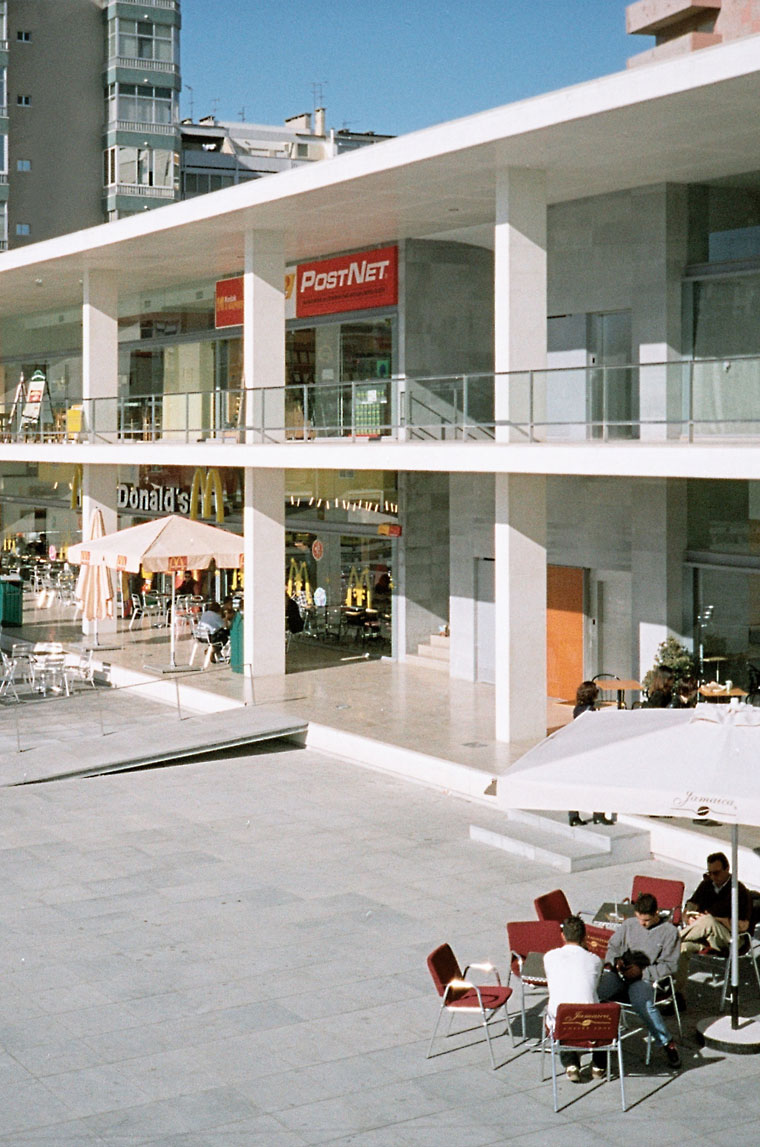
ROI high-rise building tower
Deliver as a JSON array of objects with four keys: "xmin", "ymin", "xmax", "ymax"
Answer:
[{"xmin": 0, "ymin": 0, "xmax": 181, "ymax": 251}]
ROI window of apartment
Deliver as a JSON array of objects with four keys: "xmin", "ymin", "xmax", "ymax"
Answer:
[
  {"xmin": 16, "ymin": 30, "xmax": 31, "ymax": 42},
  {"xmin": 16, "ymin": 158, "xmax": 30, "ymax": 171},
  {"xmin": 108, "ymin": 82, "xmax": 175, "ymax": 125},
  {"xmin": 0, "ymin": 3, "xmax": 7, "ymax": 42},
  {"xmin": 183, "ymin": 171, "xmax": 235, "ymax": 197},
  {"xmin": 15, "ymin": 222, "xmax": 30, "ymax": 236},
  {"xmin": 104, "ymin": 145, "xmax": 176, "ymax": 188},
  {"xmin": 0, "ymin": 203, "xmax": 7, "ymax": 249},
  {"xmin": 112, "ymin": 18, "xmax": 176, "ymax": 63},
  {"xmin": 16, "ymin": 94, "xmax": 31, "ymax": 106}
]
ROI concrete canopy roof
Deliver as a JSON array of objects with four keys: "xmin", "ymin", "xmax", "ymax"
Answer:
[{"xmin": 4, "ymin": 35, "xmax": 760, "ymax": 315}]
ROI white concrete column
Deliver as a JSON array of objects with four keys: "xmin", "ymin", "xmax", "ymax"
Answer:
[
  {"xmin": 243, "ymin": 467, "xmax": 285, "ymax": 678},
  {"xmin": 81, "ymin": 465, "xmax": 118, "ymax": 638},
  {"xmin": 82, "ymin": 269, "xmax": 118, "ymax": 438},
  {"xmin": 631, "ymin": 478, "xmax": 688, "ymax": 680},
  {"xmin": 494, "ymin": 167, "xmax": 547, "ymax": 438},
  {"xmin": 494, "ymin": 473, "xmax": 547, "ymax": 744},
  {"xmin": 243, "ymin": 229, "xmax": 285, "ymax": 440}
]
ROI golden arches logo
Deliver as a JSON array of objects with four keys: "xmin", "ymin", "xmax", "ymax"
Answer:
[
  {"xmin": 190, "ymin": 468, "xmax": 224, "ymax": 523},
  {"xmin": 345, "ymin": 565, "xmax": 372, "ymax": 609},
  {"xmin": 287, "ymin": 558, "xmax": 312, "ymax": 605},
  {"xmin": 70, "ymin": 464, "xmax": 83, "ymax": 510}
]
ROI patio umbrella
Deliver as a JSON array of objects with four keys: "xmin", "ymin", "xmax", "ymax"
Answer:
[
  {"xmin": 74, "ymin": 508, "xmax": 114, "ymax": 647},
  {"xmin": 68, "ymin": 515, "xmax": 243, "ymax": 669},
  {"xmin": 500, "ymin": 703, "xmax": 760, "ymax": 1044}
]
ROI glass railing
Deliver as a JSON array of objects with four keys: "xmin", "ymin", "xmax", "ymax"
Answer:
[{"xmin": 6, "ymin": 356, "xmax": 760, "ymax": 445}]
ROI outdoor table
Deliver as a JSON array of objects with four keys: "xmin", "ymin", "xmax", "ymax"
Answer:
[
  {"xmin": 595, "ymin": 679, "xmax": 643, "ymax": 709},
  {"xmin": 593, "ymin": 901, "xmax": 636, "ymax": 928},
  {"xmin": 699, "ymin": 685, "xmax": 748, "ymax": 702}
]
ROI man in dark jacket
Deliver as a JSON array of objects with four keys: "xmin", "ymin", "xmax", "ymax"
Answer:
[{"xmin": 675, "ymin": 851, "xmax": 751, "ymax": 995}]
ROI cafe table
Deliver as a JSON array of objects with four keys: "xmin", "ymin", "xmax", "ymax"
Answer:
[
  {"xmin": 699, "ymin": 685, "xmax": 748, "ymax": 702},
  {"xmin": 592, "ymin": 901, "xmax": 636, "ymax": 929},
  {"xmin": 595, "ymin": 679, "xmax": 643, "ymax": 709}
]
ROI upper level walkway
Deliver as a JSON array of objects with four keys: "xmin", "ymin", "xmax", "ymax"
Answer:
[{"xmin": 6, "ymin": 356, "xmax": 760, "ymax": 480}]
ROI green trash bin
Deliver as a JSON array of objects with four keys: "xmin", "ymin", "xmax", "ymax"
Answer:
[
  {"xmin": 230, "ymin": 610, "xmax": 244, "ymax": 674},
  {"xmin": 0, "ymin": 577, "xmax": 23, "ymax": 626}
]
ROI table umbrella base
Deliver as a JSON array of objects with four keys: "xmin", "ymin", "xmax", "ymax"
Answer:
[
  {"xmin": 143, "ymin": 663, "xmax": 202, "ymax": 675},
  {"xmin": 697, "ymin": 1014, "xmax": 760, "ymax": 1054}
]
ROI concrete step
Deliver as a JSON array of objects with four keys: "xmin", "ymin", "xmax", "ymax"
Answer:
[
  {"xmin": 469, "ymin": 808, "xmax": 651, "ymax": 873},
  {"xmin": 429, "ymin": 634, "xmax": 450, "ymax": 650},
  {"xmin": 417, "ymin": 642, "xmax": 449, "ymax": 662},
  {"xmin": 404, "ymin": 652, "xmax": 450, "ymax": 673}
]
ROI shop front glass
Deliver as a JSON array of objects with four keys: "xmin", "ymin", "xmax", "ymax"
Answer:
[
  {"xmin": 118, "ymin": 280, "xmax": 243, "ymax": 440},
  {"xmin": 688, "ymin": 478, "xmax": 760, "ymax": 691},
  {"xmin": 285, "ymin": 316, "xmax": 395, "ymax": 437}
]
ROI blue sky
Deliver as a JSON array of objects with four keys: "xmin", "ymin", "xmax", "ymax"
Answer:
[{"xmin": 180, "ymin": 1, "xmax": 635, "ymax": 136}]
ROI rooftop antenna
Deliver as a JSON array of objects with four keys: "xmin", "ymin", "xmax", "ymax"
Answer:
[
  {"xmin": 311, "ymin": 80, "xmax": 327, "ymax": 110},
  {"xmin": 184, "ymin": 83, "xmax": 194, "ymax": 121},
  {"xmin": 238, "ymin": 106, "xmax": 246, "ymax": 121},
  {"xmin": 210, "ymin": 96, "xmax": 220, "ymax": 117}
]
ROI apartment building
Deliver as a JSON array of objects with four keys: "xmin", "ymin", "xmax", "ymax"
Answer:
[
  {"xmin": 1, "ymin": 33, "xmax": 760, "ymax": 746},
  {"xmin": 0, "ymin": 0, "xmax": 181, "ymax": 250},
  {"xmin": 180, "ymin": 111, "xmax": 392, "ymax": 199}
]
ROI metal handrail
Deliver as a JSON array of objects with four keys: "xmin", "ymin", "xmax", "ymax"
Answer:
[{"xmin": 4, "ymin": 355, "xmax": 760, "ymax": 445}]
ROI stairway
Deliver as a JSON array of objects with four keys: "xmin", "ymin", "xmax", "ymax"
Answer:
[
  {"xmin": 470, "ymin": 808, "xmax": 650, "ymax": 873},
  {"xmin": 404, "ymin": 632, "xmax": 450, "ymax": 673}
]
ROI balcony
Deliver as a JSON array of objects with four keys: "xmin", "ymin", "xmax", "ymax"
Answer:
[
  {"xmin": 107, "ymin": 57, "xmax": 179, "ymax": 76},
  {"xmin": 110, "ymin": 120, "xmax": 177, "ymax": 137},
  {"xmin": 108, "ymin": 182, "xmax": 176, "ymax": 199},
  {"xmin": 113, "ymin": 0, "xmax": 179, "ymax": 9},
  {"xmin": 6, "ymin": 356, "xmax": 760, "ymax": 446}
]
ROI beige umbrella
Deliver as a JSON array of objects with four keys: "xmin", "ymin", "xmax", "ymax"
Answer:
[
  {"xmin": 74, "ymin": 508, "xmax": 114, "ymax": 647},
  {"xmin": 68, "ymin": 515, "xmax": 243, "ymax": 668}
]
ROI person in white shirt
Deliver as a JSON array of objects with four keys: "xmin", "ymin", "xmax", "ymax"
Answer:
[{"xmin": 544, "ymin": 916, "xmax": 604, "ymax": 1082}]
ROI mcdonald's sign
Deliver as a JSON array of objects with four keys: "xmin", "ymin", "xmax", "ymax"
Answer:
[
  {"xmin": 190, "ymin": 468, "xmax": 224, "ymax": 523},
  {"xmin": 286, "ymin": 557, "xmax": 312, "ymax": 605},
  {"xmin": 70, "ymin": 464, "xmax": 83, "ymax": 510},
  {"xmin": 345, "ymin": 565, "xmax": 372, "ymax": 609}
]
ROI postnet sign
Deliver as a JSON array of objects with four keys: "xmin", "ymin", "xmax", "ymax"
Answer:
[{"xmin": 295, "ymin": 246, "xmax": 397, "ymax": 317}]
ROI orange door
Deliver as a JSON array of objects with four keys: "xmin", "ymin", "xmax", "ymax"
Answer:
[{"xmin": 547, "ymin": 565, "xmax": 585, "ymax": 701}]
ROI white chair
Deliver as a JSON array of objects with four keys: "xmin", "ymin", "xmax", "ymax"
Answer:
[
  {"xmin": 189, "ymin": 620, "xmax": 218, "ymax": 668},
  {"xmin": 0, "ymin": 650, "xmax": 20, "ymax": 701},
  {"xmin": 64, "ymin": 650, "xmax": 96, "ymax": 691}
]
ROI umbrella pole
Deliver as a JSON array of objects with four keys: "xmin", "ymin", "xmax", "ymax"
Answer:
[
  {"xmin": 731, "ymin": 824, "xmax": 739, "ymax": 1030},
  {"xmin": 170, "ymin": 580, "xmax": 176, "ymax": 669}
]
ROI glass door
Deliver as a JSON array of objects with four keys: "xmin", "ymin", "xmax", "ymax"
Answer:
[{"xmin": 588, "ymin": 311, "xmax": 636, "ymax": 440}]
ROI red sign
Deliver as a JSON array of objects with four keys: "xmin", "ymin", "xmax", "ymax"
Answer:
[
  {"xmin": 296, "ymin": 246, "xmax": 397, "ymax": 317},
  {"xmin": 377, "ymin": 523, "xmax": 402, "ymax": 537},
  {"xmin": 215, "ymin": 277, "xmax": 244, "ymax": 328},
  {"xmin": 312, "ymin": 539, "xmax": 324, "ymax": 561}
]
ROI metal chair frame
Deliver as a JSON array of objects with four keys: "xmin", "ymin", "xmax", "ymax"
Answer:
[
  {"xmin": 541, "ymin": 1002, "xmax": 629, "ymax": 1112},
  {"xmin": 427, "ymin": 944, "xmax": 515, "ymax": 1070}
]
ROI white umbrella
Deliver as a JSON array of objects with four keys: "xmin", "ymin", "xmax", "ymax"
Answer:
[
  {"xmin": 501, "ymin": 703, "xmax": 760, "ymax": 1040},
  {"xmin": 74, "ymin": 508, "xmax": 114, "ymax": 647},
  {"xmin": 68, "ymin": 515, "xmax": 243, "ymax": 669}
]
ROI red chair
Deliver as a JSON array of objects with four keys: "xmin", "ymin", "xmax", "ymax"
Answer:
[
  {"xmin": 543, "ymin": 1002, "xmax": 627, "ymax": 1112},
  {"xmin": 426, "ymin": 943, "xmax": 515, "ymax": 1069},
  {"xmin": 630, "ymin": 876, "xmax": 685, "ymax": 925},
  {"xmin": 506, "ymin": 920, "xmax": 562, "ymax": 1037},
  {"xmin": 534, "ymin": 889, "xmax": 611, "ymax": 959}
]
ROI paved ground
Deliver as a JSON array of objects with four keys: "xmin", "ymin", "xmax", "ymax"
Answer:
[{"xmin": 1, "ymin": 740, "xmax": 759, "ymax": 1145}]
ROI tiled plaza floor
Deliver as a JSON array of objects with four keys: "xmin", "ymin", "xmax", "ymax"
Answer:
[{"xmin": 1, "ymin": 740, "xmax": 759, "ymax": 1144}]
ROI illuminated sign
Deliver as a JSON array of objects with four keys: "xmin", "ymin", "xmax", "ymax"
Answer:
[{"xmin": 296, "ymin": 246, "xmax": 398, "ymax": 317}]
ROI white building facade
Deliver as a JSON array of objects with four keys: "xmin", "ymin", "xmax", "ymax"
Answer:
[{"xmin": 1, "ymin": 37, "xmax": 760, "ymax": 744}]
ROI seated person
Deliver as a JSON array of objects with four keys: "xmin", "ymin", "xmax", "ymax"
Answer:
[
  {"xmin": 598, "ymin": 892, "xmax": 681, "ymax": 1067},
  {"xmin": 544, "ymin": 916, "xmax": 605, "ymax": 1082},
  {"xmin": 199, "ymin": 601, "xmax": 229, "ymax": 648},
  {"xmin": 675, "ymin": 851, "xmax": 751, "ymax": 998}
]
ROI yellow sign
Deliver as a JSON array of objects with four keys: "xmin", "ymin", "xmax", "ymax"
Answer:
[
  {"xmin": 345, "ymin": 565, "xmax": 372, "ymax": 609},
  {"xmin": 70, "ymin": 464, "xmax": 83, "ymax": 510},
  {"xmin": 287, "ymin": 558, "xmax": 313, "ymax": 605},
  {"xmin": 190, "ymin": 468, "xmax": 224, "ymax": 523}
]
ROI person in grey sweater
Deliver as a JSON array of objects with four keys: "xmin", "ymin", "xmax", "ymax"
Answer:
[{"xmin": 598, "ymin": 892, "xmax": 681, "ymax": 1067}]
